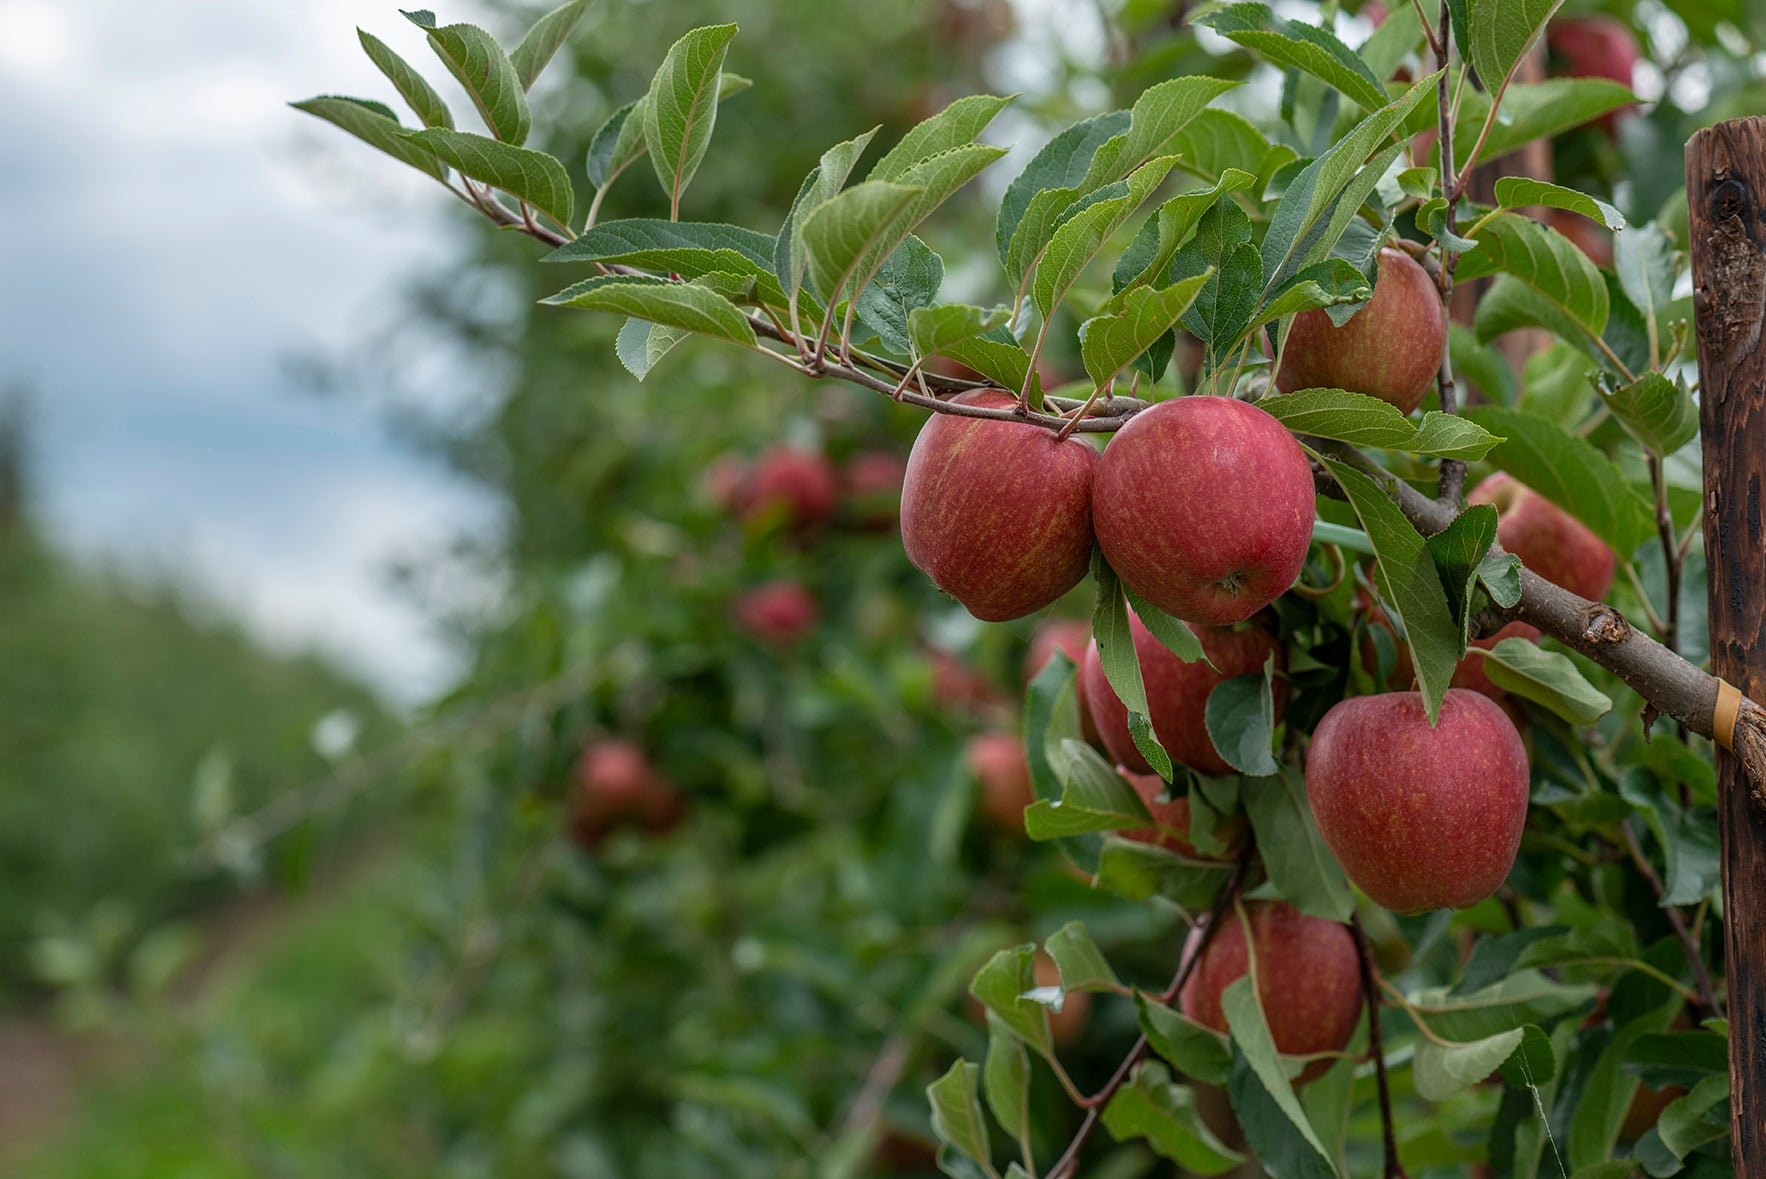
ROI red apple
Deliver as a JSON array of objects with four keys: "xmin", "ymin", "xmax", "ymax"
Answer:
[
  {"xmin": 1093, "ymin": 397, "xmax": 1314, "ymax": 626},
  {"xmin": 1274, "ymin": 248, "xmax": 1447, "ymax": 414},
  {"xmin": 969, "ymin": 731, "xmax": 1035, "ymax": 832},
  {"xmin": 1548, "ymin": 15, "xmax": 1640, "ymax": 132},
  {"xmin": 568, "ymin": 740, "xmax": 684, "ymax": 846},
  {"xmin": 1081, "ymin": 609, "xmax": 1286, "ymax": 777},
  {"xmin": 1306, "ymin": 689, "xmax": 1530, "ymax": 913},
  {"xmin": 703, "ymin": 452, "xmax": 749, "ymax": 513},
  {"xmin": 1469, "ymin": 473, "xmax": 1615, "ymax": 601},
  {"xmin": 1180, "ymin": 900, "xmax": 1363, "ymax": 1083},
  {"xmin": 732, "ymin": 580, "xmax": 819, "ymax": 647},
  {"xmin": 901, "ymin": 390, "xmax": 1099, "ymax": 622},
  {"xmin": 1119, "ymin": 770, "xmax": 1200, "ymax": 855},
  {"xmin": 842, "ymin": 448, "xmax": 908, "ymax": 528},
  {"xmin": 745, "ymin": 446, "xmax": 840, "ymax": 532}
]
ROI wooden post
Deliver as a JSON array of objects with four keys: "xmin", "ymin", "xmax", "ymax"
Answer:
[{"xmin": 1688, "ymin": 115, "xmax": 1766, "ymax": 1165}]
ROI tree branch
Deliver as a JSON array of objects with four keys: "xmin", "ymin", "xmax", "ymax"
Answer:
[
  {"xmin": 1432, "ymin": 0, "xmax": 1467, "ymax": 508},
  {"xmin": 1353, "ymin": 916, "xmax": 1408, "ymax": 1179}
]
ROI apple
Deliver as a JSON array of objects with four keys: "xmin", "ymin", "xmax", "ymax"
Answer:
[
  {"xmin": 745, "ymin": 445, "xmax": 840, "ymax": 532},
  {"xmin": 1092, "ymin": 396, "xmax": 1314, "ymax": 626},
  {"xmin": 732, "ymin": 580, "xmax": 819, "ymax": 647},
  {"xmin": 1306, "ymin": 689, "xmax": 1530, "ymax": 913},
  {"xmin": 1119, "ymin": 770, "xmax": 1199, "ymax": 854},
  {"xmin": 1548, "ymin": 15, "xmax": 1640, "ymax": 132},
  {"xmin": 1025, "ymin": 617, "xmax": 1100, "ymax": 744},
  {"xmin": 968, "ymin": 731, "xmax": 1034, "ymax": 832},
  {"xmin": 1179, "ymin": 900, "xmax": 1362, "ymax": 1083},
  {"xmin": 1469, "ymin": 472, "xmax": 1615, "ymax": 601},
  {"xmin": 568, "ymin": 740, "xmax": 684, "ymax": 846},
  {"xmin": 703, "ymin": 452, "xmax": 749, "ymax": 513},
  {"xmin": 901, "ymin": 390, "xmax": 1099, "ymax": 622},
  {"xmin": 1080, "ymin": 609, "xmax": 1286, "ymax": 776},
  {"xmin": 1274, "ymin": 248, "xmax": 1447, "ymax": 414}
]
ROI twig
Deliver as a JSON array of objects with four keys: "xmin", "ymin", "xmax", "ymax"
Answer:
[
  {"xmin": 1432, "ymin": 0, "xmax": 1467, "ymax": 508},
  {"xmin": 1618, "ymin": 822, "xmax": 1724, "ymax": 1018},
  {"xmin": 1353, "ymin": 916, "xmax": 1408, "ymax": 1179},
  {"xmin": 1647, "ymin": 452, "xmax": 1682, "ymax": 654}
]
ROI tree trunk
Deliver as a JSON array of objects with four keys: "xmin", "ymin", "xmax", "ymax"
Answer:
[{"xmin": 1687, "ymin": 114, "xmax": 1766, "ymax": 1167}]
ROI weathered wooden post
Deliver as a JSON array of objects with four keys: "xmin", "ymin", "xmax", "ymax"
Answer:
[{"xmin": 1688, "ymin": 115, "xmax": 1766, "ymax": 1164}]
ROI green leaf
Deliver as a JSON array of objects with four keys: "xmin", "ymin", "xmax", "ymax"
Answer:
[
  {"xmin": 1492, "ymin": 178, "xmax": 1625, "ymax": 232},
  {"xmin": 1094, "ymin": 838, "xmax": 1237, "ymax": 909},
  {"xmin": 1510, "ymin": 921, "xmax": 1640, "ymax": 974},
  {"xmin": 775, "ymin": 127, "xmax": 882, "ymax": 306},
  {"xmin": 1122, "ymin": 586, "xmax": 1209, "ymax": 666},
  {"xmin": 1197, "ymin": 3, "xmax": 1390, "ymax": 112},
  {"xmin": 907, "ymin": 304, "xmax": 1012, "ymax": 358},
  {"xmin": 1462, "ymin": 405, "xmax": 1654, "ymax": 558},
  {"xmin": 643, "ymin": 24, "xmax": 739, "ymax": 214},
  {"xmin": 614, "ymin": 316, "xmax": 686, "ymax": 380},
  {"xmin": 1139, "ymin": 993, "xmax": 1232, "ymax": 1085},
  {"xmin": 939, "ymin": 337, "xmax": 1041, "ymax": 399},
  {"xmin": 1263, "ymin": 387, "xmax": 1504, "ymax": 459},
  {"xmin": 1091, "ymin": 558, "xmax": 1149, "ymax": 718},
  {"xmin": 1498, "ymin": 1024, "xmax": 1561, "ymax": 1087},
  {"xmin": 1250, "ymin": 258, "xmax": 1371, "ymax": 331},
  {"xmin": 1426, "ymin": 504, "xmax": 1500, "ymax": 648},
  {"xmin": 1112, "ymin": 170, "xmax": 1259, "ymax": 296},
  {"xmin": 1410, "ymin": 971, "xmax": 1600, "ymax": 1042},
  {"xmin": 1034, "ymin": 156, "xmax": 1178, "ymax": 321},
  {"xmin": 403, "ymin": 128, "xmax": 573, "ymax": 227},
  {"xmin": 1414, "ymin": 1027, "xmax": 1526, "ymax": 1102},
  {"xmin": 508, "ymin": 0, "xmax": 595, "ymax": 90},
  {"xmin": 1172, "ymin": 197, "xmax": 1261, "ymax": 348},
  {"xmin": 1479, "ymin": 553, "xmax": 1524, "ymax": 608},
  {"xmin": 1044, "ymin": 922, "xmax": 1121, "ymax": 991},
  {"xmin": 969, "ymin": 945, "xmax": 1053, "ymax": 1056},
  {"xmin": 1467, "ymin": 0, "xmax": 1563, "ymax": 103},
  {"xmin": 411, "ymin": 18, "xmax": 530, "ymax": 144},
  {"xmin": 541, "ymin": 275, "xmax": 756, "ymax": 347},
  {"xmin": 1617, "ymin": 773, "xmax": 1721, "ymax": 908},
  {"xmin": 1656, "ymin": 1074, "xmax": 1732, "ymax": 1162},
  {"xmin": 1482, "ymin": 638, "xmax": 1612, "ymax": 724},
  {"xmin": 1360, "ymin": 0, "xmax": 1424, "ymax": 78},
  {"xmin": 1450, "ymin": 322, "xmax": 1519, "ymax": 405},
  {"xmin": 585, "ymin": 99, "xmax": 641, "ymax": 188},
  {"xmin": 1457, "ymin": 213, "xmax": 1611, "ymax": 349},
  {"xmin": 544, "ymin": 219, "xmax": 776, "ymax": 286},
  {"xmin": 1624, "ymin": 1029, "xmax": 1726, "ymax": 1091},
  {"xmin": 982, "ymin": 1014, "xmax": 1030, "ymax": 1141},
  {"xmin": 1615, "ymin": 222, "xmax": 1679, "ymax": 328},
  {"xmin": 291, "ymin": 95, "xmax": 448, "ymax": 181},
  {"xmin": 1242, "ymin": 771, "xmax": 1354, "ymax": 922},
  {"xmin": 848, "ymin": 144, "xmax": 1006, "ymax": 309},
  {"xmin": 853, "ymin": 235, "xmax": 945, "ymax": 353},
  {"xmin": 800, "ymin": 181, "xmax": 922, "ymax": 309},
  {"xmin": 1567, "ymin": 984, "xmax": 1682, "ymax": 1169},
  {"xmin": 1080, "ymin": 274, "xmax": 1212, "ymax": 389},
  {"xmin": 1205, "ymin": 671, "xmax": 1278, "ymax": 777},
  {"xmin": 357, "ymin": 29, "xmax": 452, "ymax": 129},
  {"xmin": 1025, "ymin": 739, "xmax": 1153, "ymax": 839},
  {"xmin": 868, "ymin": 93, "xmax": 1012, "ymax": 183},
  {"xmin": 1222, "ymin": 979, "xmax": 1336, "ymax": 1173},
  {"xmin": 1101, "ymin": 1061, "xmax": 1245, "ymax": 1174},
  {"xmin": 1024, "ymin": 653, "xmax": 1102, "ymax": 874},
  {"xmin": 1474, "ymin": 78, "xmax": 1636, "ymax": 161},
  {"xmin": 1600, "ymin": 372, "xmax": 1698, "ymax": 456},
  {"xmin": 997, "ymin": 110, "xmax": 1133, "ymax": 266},
  {"xmin": 926, "ymin": 1059, "xmax": 992, "ymax": 1167},
  {"xmin": 1319, "ymin": 457, "xmax": 1461, "ymax": 721},
  {"xmin": 1169, "ymin": 109, "xmax": 1296, "ymax": 187},
  {"xmin": 1079, "ymin": 76, "xmax": 1243, "ymax": 193}
]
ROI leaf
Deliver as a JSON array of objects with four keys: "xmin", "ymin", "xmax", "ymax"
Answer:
[
  {"xmin": 1170, "ymin": 109, "xmax": 1296, "ymax": 186},
  {"xmin": 1426, "ymin": 504, "xmax": 1499, "ymax": 648},
  {"xmin": 1450, "ymin": 322, "xmax": 1518, "ymax": 405},
  {"xmin": 1044, "ymin": 922, "xmax": 1121, "ymax": 991},
  {"xmin": 1122, "ymin": 586, "xmax": 1209, "ymax": 666},
  {"xmin": 1024, "ymin": 653, "xmax": 1102, "ymax": 874},
  {"xmin": 926, "ymin": 1060, "xmax": 992, "ymax": 1167},
  {"xmin": 1414, "ymin": 1027, "xmax": 1526, "ymax": 1102},
  {"xmin": 1205, "ymin": 671, "xmax": 1278, "ymax": 777},
  {"xmin": 1498, "ymin": 1024, "xmax": 1561, "ymax": 1087},
  {"xmin": 848, "ymin": 144, "xmax": 1006, "ymax": 308},
  {"xmin": 1482, "ymin": 637, "xmax": 1613, "ymax": 725},
  {"xmin": 868, "ymin": 93, "xmax": 1012, "ymax": 183},
  {"xmin": 1250, "ymin": 259, "xmax": 1371, "ymax": 331},
  {"xmin": 776, "ymin": 127, "xmax": 882, "ymax": 305},
  {"xmin": 1600, "ymin": 372, "xmax": 1699, "ymax": 456},
  {"xmin": 1462, "ymin": 405, "xmax": 1654, "ymax": 558},
  {"xmin": 1492, "ymin": 177, "xmax": 1626, "ymax": 232},
  {"xmin": 1172, "ymin": 197, "xmax": 1261, "ymax": 348},
  {"xmin": 1094, "ymin": 838, "xmax": 1237, "ymax": 909},
  {"xmin": 1034, "ymin": 156, "xmax": 1178, "ymax": 321},
  {"xmin": 1467, "ymin": 0, "xmax": 1564, "ymax": 102},
  {"xmin": 1091, "ymin": 558, "xmax": 1149, "ymax": 718},
  {"xmin": 614, "ymin": 316, "xmax": 686, "ymax": 380},
  {"xmin": 1112, "ymin": 170, "xmax": 1259, "ymax": 296},
  {"xmin": 1242, "ymin": 771, "xmax": 1354, "ymax": 922},
  {"xmin": 1262, "ymin": 387, "xmax": 1504, "ymax": 459},
  {"xmin": 1080, "ymin": 274, "xmax": 1212, "ymax": 389},
  {"xmin": 907, "ymin": 304, "xmax": 1012, "ymax": 358},
  {"xmin": 969, "ymin": 945, "xmax": 1054, "ymax": 1056},
  {"xmin": 997, "ymin": 110, "xmax": 1133, "ymax": 266},
  {"xmin": 643, "ymin": 24, "xmax": 739, "ymax": 214},
  {"xmin": 291, "ymin": 95, "xmax": 448, "ymax": 181},
  {"xmin": 1617, "ymin": 772, "xmax": 1721, "ymax": 908},
  {"xmin": 411, "ymin": 17, "xmax": 530, "ymax": 144},
  {"xmin": 1078, "ymin": 76, "xmax": 1243, "ymax": 192},
  {"xmin": 545, "ymin": 219, "xmax": 775, "ymax": 283},
  {"xmin": 541, "ymin": 274, "xmax": 757, "ymax": 347},
  {"xmin": 404, "ymin": 129, "xmax": 573, "ymax": 227},
  {"xmin": 509, "ymin": 0, "xmax": 595, "ymax": 90},
  {"xmin": 1101, "ymin": 1061, "xmax": 1245, "ymax": 1174},
  {"xmin": 1319, "ymin": 457, "xmax": 1461, "ymax": 722},
  {"xmin": 1624, "ymin": 1029, "xmax": 1727, "ymax": 1091},
  {"xmin": 1410, "ymin": 971, "xmax": 1600, "ymax": 1042},
  {"xmin": 1197, "ymin": 3, "xmax": 1390, "ymax": 112},
  {"xmin": 1456, "ymin": 213, "xmax": 1611, "ymax": 349},
  {"xmin": 357, "ymin": 29, "xmax": 452, "ymax": 129},
  {"xmin": 939, "ymin": 337, "xmax": 1040, "ymax": 400},
  {"xmin": 800, "ymin": 181, "xmax": 922, "ymax": 308},
  {"xmin": 1479, "ymin": 553, "xmax": 1524, "ymax": 608},
  {"xmin": 1024, "ymin": 739, "xmax": 1153, "ymax": 840},
  {"xmin": 1656, "ymin": 1074, "xmax": 1732, "ymax": 1162},
  {"xmin": 1615, "ymin": 221, "xmax": 1679, "ymax": 327},
  {"xmin": 586, "ymin": 99, "xmax": 641, "ymax": 187},
  {"xmin": 853, "ymin": 235, "xmax": 945, "ymax": 354},
  {"xmin": 1476, "ymin": 78, "xmax": 1637, "ymax": 160},
  {"xmin": 1510, "ymin": 921, "xmax": 1640, "ymax": 974},
  {"xmin": 1139, "ymin": 993, "xmax": 1232, "ymax": 1085},
  {"xmin": 982, "ymin": 1014, "xmax": 1030, "ymax": 1141},
  {"xmin": 1567, "ymin": 986, "xmax": 1682, "ymax": 1169},
  {"xmin": 1222, "ymin": 979, "xmax": 1336, "ymax": 1175},
  {"xmin": 1456, "ymin": 926, "xmax": 1572, "ymax": 994}
]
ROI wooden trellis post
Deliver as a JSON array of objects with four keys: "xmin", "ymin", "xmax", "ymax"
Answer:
[{"xmin": 1688, "ymin": 115, "xmax": 1766, "ymax": 1166}]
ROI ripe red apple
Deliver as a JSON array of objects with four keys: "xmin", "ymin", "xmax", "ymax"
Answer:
[
  {"xmin": 732, "ymin": 579, "xmax": 819, "ymax": 647},
  {"xmin": 901, "ymin": 390, "xmax": 1099, "ymax": 622},
  {"xmin": 1179, "ymin": 901, "xmax": 1362, "ymax": 1083},
  {"xmin": 1092, "ymin": 397, "xmax": 1314, "ymax": 626},
  {"xmin": 1080, "ymin": 609, "xmax": 1286, "ymax": 776},
  {"xmin": 842, "ymin": 448, "xmax": 908, "ymax": 528},
  {"xmin": 1025, "ymin": 617, "xmax": 1100, "ymax": 744},
  {"xmin": 1548, "ymin": 15, "xmax": 1640, "ymax": 132},
  {"xmin": 1274, "ymin": 248, "xmax": 1447, "ymax": 414},
  {"xmin": 1469, "ymin": 473, "xmax": 1615, "ymax": 602},
  {"xmin": 745, "ymin": 446, "xmax": 839, "ymax": 532},
  {"xmin": 568, "ymin": 740, "xmax": 684, "ymax": 846},
  {"xmin": 1306, "ymin": 689, "xmax": 1530, "ymax": 914},
  {"xmin": 968, "ymin": 731, "xmax": 1034, "ymax": 832}
]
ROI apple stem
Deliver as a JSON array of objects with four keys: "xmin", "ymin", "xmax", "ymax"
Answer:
[{"xmin": 1353, "ymin": 916, "xmax": 1410, "ymax": 1179}]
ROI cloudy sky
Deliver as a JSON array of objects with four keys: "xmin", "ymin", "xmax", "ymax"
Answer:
[{"xmin": 0, "ymin": 0, "xmax": 509, "ymax": 703}]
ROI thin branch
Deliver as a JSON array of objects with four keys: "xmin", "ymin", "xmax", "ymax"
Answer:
[
  {"xmin": 1432, "ymin": 0, "xmax": 1467, "ymax": 508},
  {"xmin": 1618, "ymin": 822, "xmax": 1724, "ymax": 1018},
  {"xmin": 1353, "ymin": 916, "xmax": 1408, "ymax": 1179},
  {"xmin": 1647, "ymin": 452, "xmax": 1682, "ymax": 654}
]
